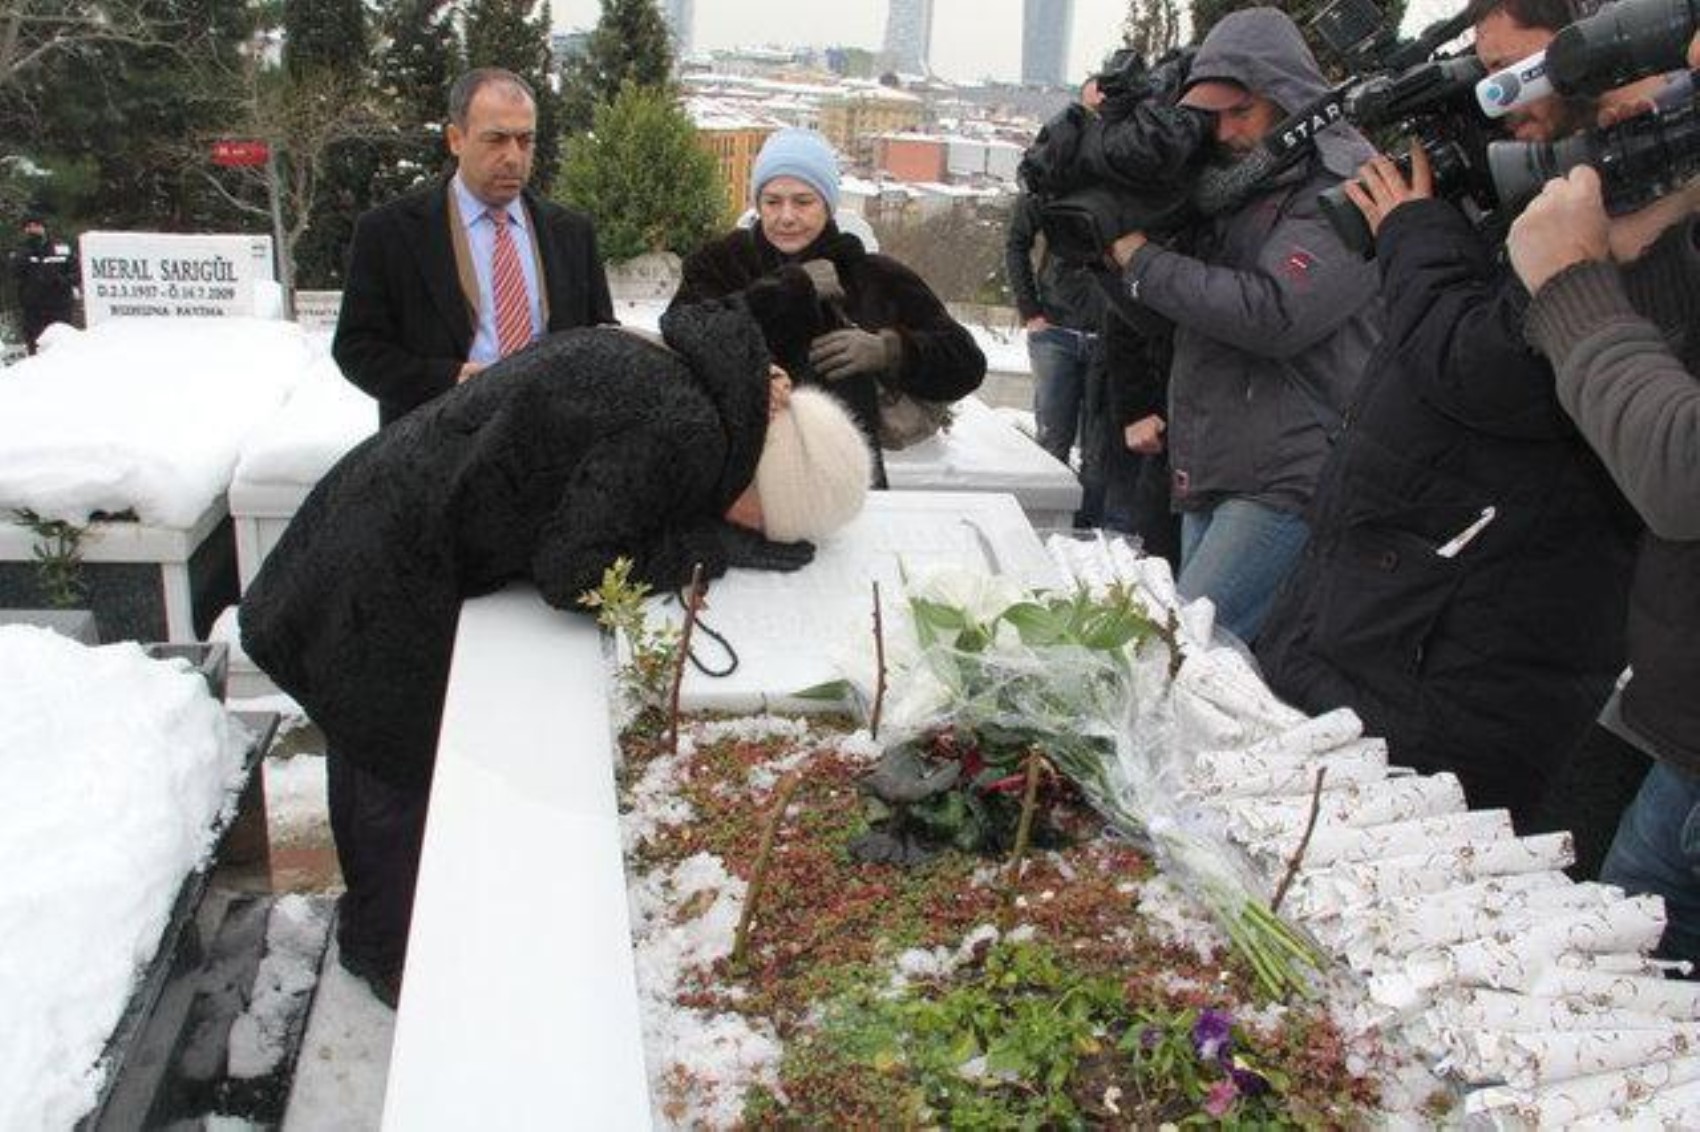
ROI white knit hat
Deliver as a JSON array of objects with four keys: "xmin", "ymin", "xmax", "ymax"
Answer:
[{"xmin": 755, "ymin": 386, "xmax": 872, "ymax": 542}]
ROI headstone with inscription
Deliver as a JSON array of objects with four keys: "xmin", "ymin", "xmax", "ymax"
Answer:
[{"xmin": 80, "ymin": 233, "xmax": 276, "ymax": 324}]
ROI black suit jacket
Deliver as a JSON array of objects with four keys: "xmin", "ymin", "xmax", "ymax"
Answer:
[{"xmin": 332, "ymin": 179, "xmax": 615, "ymax": 425}]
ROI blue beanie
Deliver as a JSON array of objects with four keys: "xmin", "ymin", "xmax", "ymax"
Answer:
[{"xmin": 751, "ymin": 128, "xmax": 841, "ymax": 214}]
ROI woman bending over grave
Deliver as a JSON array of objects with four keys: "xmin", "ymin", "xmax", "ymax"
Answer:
[
  {"xmin": 239, "ymin": 296, "xmax": 871, "ymax": 1008},
  {"xmin": 670, "ymin": 127, "xmax": 987, "ymax": 483}
]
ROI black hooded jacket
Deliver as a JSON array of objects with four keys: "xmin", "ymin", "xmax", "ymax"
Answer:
[
  {"xmin": 240, "ymin": 299, "xmax": 782, "ymax": 787},
  {"xmin": 670, "ymin": 221, "xmax": 986, "ymax": 480},
  {"xmin": 1257, "ymin": 200, "xmax": 1642, "ymax": 821}
]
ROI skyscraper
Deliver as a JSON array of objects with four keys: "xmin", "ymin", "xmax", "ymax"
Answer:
[
  {"xmin": 664, "ymin": 0, "xmax": 694, "ymax": 57},
  {"xmin": 1022, "ymin": 0, "xmax": 1074, "ymax": 87},
  {"xmin": 882, "ymin": 0, "xmax": 934, "ymax": 76}
]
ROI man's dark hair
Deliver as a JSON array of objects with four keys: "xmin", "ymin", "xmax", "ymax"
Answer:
[
  {"xmin": 448, "ymin": 68, "xmax": 536, "ymax": 127},
  {"xmin": 1462, "ymin": 0, "xmax": 1578, "ymax": 33}
]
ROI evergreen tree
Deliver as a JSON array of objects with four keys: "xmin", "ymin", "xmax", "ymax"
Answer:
[
  {"xmin": 555, "ymin": 82, "xmax": 723, "ymax": 262},
  {"xmin": 0, "ymin": 0, "xmax": 257, "ymax": 233},
  {"xmin": 1122, "ymin": 0, "xmax": 1183, "ymax": 59},
  {"xmin": 559, "ymin": 0, "xmax": 673, "ymax": 135},
  {"xmin": 1187, "ymin": 0, "xmax": 1408, "ymax": 73},
  {"xmin": 283, "ymin": 0, "xmax": 368, "ymax": 75},
  {"xmin": 463, "ymin": 0, "xmax": 564, "ymax": 190},
  {"xmin": 370, "ymin": 0, "xmax": 462, "ymax": 199}
]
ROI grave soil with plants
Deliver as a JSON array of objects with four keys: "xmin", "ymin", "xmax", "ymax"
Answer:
[{"xmin": 617, "ymin": 716, "xmax": 1382, "ymax": 1128}]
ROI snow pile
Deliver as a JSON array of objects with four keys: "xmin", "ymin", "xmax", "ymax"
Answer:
[
  {"xmin": 231, "ymin": 352, "xmax": 376, "ymax": 488},
  {"xmin": 0, "ymin": 625, "xmax": 250, "ymax": 1127},
  {"xmin": 227, "ymin": 895, "xmax": 332, "ymax": 1078},
  {"xmin": 0, "ymin": 318, "xmax": 319, "ymax": 525}
]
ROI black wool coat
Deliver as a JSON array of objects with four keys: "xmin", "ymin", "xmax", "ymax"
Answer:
[
  {"xmin": 1256, "ymin": 200, "xmax": 1641, "ymax": 823},
  {"xmin": 333, "ymin": 180, "xmax": 615, "ymax": 426},
  {"xmin": 241, "ymin": 300, "xmax": 774, "ymax": 788},
  {"xmin": 670, "ymin": 223, "xmax": 986, "ymax": 477}
]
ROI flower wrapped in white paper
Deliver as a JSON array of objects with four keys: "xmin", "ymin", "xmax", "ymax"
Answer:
[{"xmin": 1465, "ymin": 1054, "xmax": 1700, "ymax": 1126}]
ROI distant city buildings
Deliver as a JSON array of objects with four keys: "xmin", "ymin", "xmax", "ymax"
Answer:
[
  {"xmin": 678, "ymin": 46, "xmax": 1048, "ymax": 229},
  {"xmin": 881, "ymin": 0, "xmax": 934, "ymax": 76},
  {"xmin": 1022, "ymin": 0, "xmax": 1074, "ymax": 88}
]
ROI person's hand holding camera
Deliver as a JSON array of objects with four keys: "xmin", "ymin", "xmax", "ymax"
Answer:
[
  {"xmin": 1342, "ymin": 143, "xmax": 1433, "ymax": 239},
  {"xmin": 1508, "ymin": 166, "xmax": 1612, "ymax": 295}
]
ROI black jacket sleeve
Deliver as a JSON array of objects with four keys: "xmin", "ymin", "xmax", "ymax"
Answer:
[
  {"xmin": 1005, "ymin": 196, "xmax": 1045, "ymax": 322},
  {"xmin": 530, "ymin": 432, "xmax": 732, "ymax": 609},
  {"xmin": 1374, "ymin": 199, "xmax": 1573, "ymax": 441}
]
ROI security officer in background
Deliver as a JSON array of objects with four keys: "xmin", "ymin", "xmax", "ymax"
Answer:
[{"xmin": 10, "ymin": 215, "xmax": 78, "ymax": 354}]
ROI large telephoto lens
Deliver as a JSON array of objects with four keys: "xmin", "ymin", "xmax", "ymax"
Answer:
[
  {"xmin": 1547, "ymin": 0, "xmax": 1699, "ymax": 95},
  {"xmin": 1490, "ymin": 92, "xmax": 1700, "ymax": 212}
]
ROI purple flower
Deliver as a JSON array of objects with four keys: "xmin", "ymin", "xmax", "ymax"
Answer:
[
  {"xmin": 1138, "ymin": 1024, "xmax": 1162, "ymax": 1051},
  {"xmin": 1230, "ymin": 1060, "xmax": 1270, "ymax": 1097},
  {"xmin": 1203, "ymin": 1078, "xmax": 1239, "ymax": 1118},
  {"xmin": 1192, "ymin": 1008, "xmax": 1234, "ymax": 1062}
]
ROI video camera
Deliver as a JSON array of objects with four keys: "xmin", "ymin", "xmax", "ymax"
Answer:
[
  {"xmin": 1016, "ymin": 47, "xmax": 1210, "ymax": 267},
  {"xmin": 1019, "ymin": 39, "xmax": 1381, "ymax": 266},
  {"xmin": 1310, "ymin": 0, "xmax": 1504, "ymax": 256},
  {"xmin": 1481, "ymin": 0, "xmax": 1700, "ymax": 216}
]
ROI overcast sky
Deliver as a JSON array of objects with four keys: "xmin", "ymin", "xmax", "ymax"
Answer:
[{"xmin": 551, "ymin": 0, "xmax": 1143, "ymax": 86}]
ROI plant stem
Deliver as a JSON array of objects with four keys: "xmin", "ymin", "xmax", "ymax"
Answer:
[
  {"xmin": 667, "ymin": 562, "xmax": 704, "ymax": 757},
  {"xmin": 1270, "ymin": 766, "xmax": 1327, "ymax": 914},
  {"xmin": 1004, "ymin": 750, "xmax": 1047, "ymax": 909},
  {"xmin": 732, "ymin": 768, "xmax": 805, "ymax": 968},
  {"xmin": 871, "ymin": 580, "xmax": 887, "ymax": 739}
]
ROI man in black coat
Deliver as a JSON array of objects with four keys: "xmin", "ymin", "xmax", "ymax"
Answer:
[
  {"xmin": 242, "ymin": 297, "xmax": 869, "ymax": 1006},
  {"xmin": 1256, "ymin": 0, "xmax": 1644, "ymax": 829},
  {"xmin": 333, "ymin": 68, "xmax": 614, "ymax": 426}
]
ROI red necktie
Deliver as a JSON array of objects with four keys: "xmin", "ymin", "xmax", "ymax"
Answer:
[{"xmin": 489, "ymin": 209, "xmax": 531, "ymax": 358}]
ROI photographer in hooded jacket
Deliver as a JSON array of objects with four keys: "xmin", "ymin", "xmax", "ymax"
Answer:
[
  {"xmin": 1107, "ymin": 7, "xmax": 1381, "ymax": 644},
  {"xmin": 1504, "ymin": 23, "xmax": 1700, "ymax": 959},
  {"xmin": 1256, "ymin": 0, "xmax": 1651, "ymax": 837}
]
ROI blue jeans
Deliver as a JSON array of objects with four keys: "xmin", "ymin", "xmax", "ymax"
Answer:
[
  {"xmin": 1601, "ymin": 761, "xmax": 1700, "ymax": 964},
  {"xmin": 1177, "ymin": 499, "xmax": 1309, "ymax": 645},
  {"xmin": 1028, "ymin": 326, "xmax": 1096, "ymax": 465}
]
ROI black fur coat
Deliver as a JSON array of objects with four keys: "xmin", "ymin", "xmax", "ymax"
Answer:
[{"xmin": 240, "ymin": 300, "xmax": 778, "ymax": 787}]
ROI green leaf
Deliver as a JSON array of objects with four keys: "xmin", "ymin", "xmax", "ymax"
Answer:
[{"xmin": 791, "ymin": 678, "xmax": 853, "ymax": 702}]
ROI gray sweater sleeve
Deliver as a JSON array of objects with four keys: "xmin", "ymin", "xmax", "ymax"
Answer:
[{"xmin": 1524, "ymin": 220, "xmax": 1700, "ymax": 540}]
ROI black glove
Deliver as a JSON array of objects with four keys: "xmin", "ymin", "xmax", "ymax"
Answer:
[
  {"xmin": 799, "ymin": 258, "xmax": 846, "ymax": 305},
  {"xmin": 808, "ymin": 327, "xmax": 901, "ymax": 381},
  {"xmin": 720, "ymin": 523, "xmax": 815, "ymax": 572}
]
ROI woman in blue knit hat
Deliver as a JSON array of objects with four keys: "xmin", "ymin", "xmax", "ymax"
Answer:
[{"xmin": 670, "ymin": 127, "xmax": 986, "ymax": 484}]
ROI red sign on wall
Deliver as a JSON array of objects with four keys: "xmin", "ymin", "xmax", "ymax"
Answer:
[{"xmin": 211, "ymin": 139, "xmax": 270, "ymax": 167}]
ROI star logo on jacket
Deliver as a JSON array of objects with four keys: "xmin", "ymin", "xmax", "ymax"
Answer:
[{"xmin": 1282, "ymin": 247, "xmax": 1317, "ymax": 285}]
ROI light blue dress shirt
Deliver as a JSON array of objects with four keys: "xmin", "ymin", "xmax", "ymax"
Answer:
[{"xmin": 452, "ymin": 174, "xmax": 544, "ymax": 364}]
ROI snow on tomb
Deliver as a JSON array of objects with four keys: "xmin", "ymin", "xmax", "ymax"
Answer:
[
  {"xmin": 649, "ymin": 492, "xmax": 1059, "ymax": 712},
  {"xmin": 0, "ymin": 319, "xmax": 320, "ymax": 642},
  {"xmin": 383, "ymin": 491, "xmax": 1050, "ymax": 1126}
]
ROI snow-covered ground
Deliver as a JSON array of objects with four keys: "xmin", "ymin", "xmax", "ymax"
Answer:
[{"xmin": 0, "ymin": 626, "xmax": 249, "ymax": 1126}]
